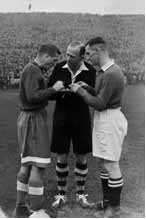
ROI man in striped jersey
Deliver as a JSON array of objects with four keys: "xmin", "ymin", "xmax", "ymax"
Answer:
[
  {"xmin": 70, "ymin": 37, "xmax": 128, "ymax": 217},
  {"xmin": 15, "ymin": 44, "xmax": 64, "ymax": 217}
]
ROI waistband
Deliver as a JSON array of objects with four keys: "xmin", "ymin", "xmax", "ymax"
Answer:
[
  {"xmin": 20, "ymin": 106, "xmax": 46, "ymax": 112},
  {"xmin": 100, "ymin": 107, "xmax": 121, "ymax": 112}
]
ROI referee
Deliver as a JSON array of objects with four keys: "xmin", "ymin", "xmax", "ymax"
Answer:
[{"xmin": 48, "ymin": 41, "xmax": 96, "ymax": 208}]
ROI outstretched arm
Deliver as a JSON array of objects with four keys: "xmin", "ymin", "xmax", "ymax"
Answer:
[
  {"xmin": 70, "ymin": 73, "xmax": 117, "ymax": 111},
  {"xmin": 76, "ymin": 81, "xmax": 96, "ymax": 96}
]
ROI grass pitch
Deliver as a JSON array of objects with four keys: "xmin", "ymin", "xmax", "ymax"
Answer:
[{"xmin": 0, "ymin": 84, "xmax": 144, "ymax": 217}]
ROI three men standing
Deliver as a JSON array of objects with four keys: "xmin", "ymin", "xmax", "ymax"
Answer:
[{"xmin": 15, "ymin": 37, "xmax": 127, "ymax": 218}]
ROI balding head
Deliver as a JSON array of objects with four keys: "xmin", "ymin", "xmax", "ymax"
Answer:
[
  {"xmin": 67, "ymin": 41, "xmax": 85, "ymax": 58},
  {"xmin": 66, "ymin": 41, "xmax": 85, "ymax": 71}
]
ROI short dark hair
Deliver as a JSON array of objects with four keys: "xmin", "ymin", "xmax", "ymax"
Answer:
[
  {"xmin": 38, "ymin": 44, "xmax": 61, "ymax": 57},
  {"xmin": 86, "ymin": 37, "xmax": 106, "ymax": 47},
  {"xmin": 79, "ymin": 45, "xmax": 86, "ymax": 57}
]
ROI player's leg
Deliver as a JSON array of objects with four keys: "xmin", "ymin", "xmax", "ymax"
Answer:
[
  {"xmin": 28, "ymin": 166, "xmax": 45, "ymax": 211},
  {"xmin": 75, "ymin": 154, "xmax": 87, "ymax": 196},
  {"xmin": 52, "ymin": 154, "xmax": 69, "ymax": 208},
  {"xmin": 14, "ymin": 165, "xmax": 31, "ymax": 217},
  {"xmin": 56, "ymin": 154, "xmax": 69, "ymax": 196},
  {"xmin": 73, "ymin": 120, "xmax": 94, "ymax": 208},
  {"xmin": 15, "ymin": 111, "xmax": 31, "ymax": 217},
  {"xmin": 51, "ymin": 124, "xmax": 70, "ymax": 208},
  {"xmin": 96, "ymin": 158, "xmax": 110, "ymax": 210},
  {"xmin": 103, "ymin": 160, "xmax": 124, "ymax": 217},
  {"xmin": 75, "ymin": 154, "xmax": 95, "ymax": 208},
  {"xmin": 102, "ymin": 110, "xmax": 127, "ymax": 217}
]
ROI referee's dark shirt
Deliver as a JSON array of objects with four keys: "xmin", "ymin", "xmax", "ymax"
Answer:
[{"xmin": 48, "ymin": 60, "xmax": 96, "ymax": 125}]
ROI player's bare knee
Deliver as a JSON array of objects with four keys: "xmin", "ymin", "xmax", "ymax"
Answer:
[
  {"xmin": 57, "ymin": 154, "xmax": 68, "ymax": 163},
  {"xmin": 103, "ymin": 160, "xmax": 121, "ymax": 177},
  {"xmin": 76, "ymin": 154, "xmax": 87, "ymax": 164},
  {"xmin": 102, "ymin": 160, "xmax": 113, "ymax": 174},
  {"xmin": 17, "ymin": 166, "xmax": 30, "ymax": 182},
  {"xmin": 29, "ymin": 166, "xmax": 44, "ymax": 185},
  {"xmin": 110, "ymin": 162, "xmax": 121, "ymax": 177},
  {"xmin": 110, "ymin": 161, "xmax": 120, "ymax": 171},
  {"xmin": 99, "ymin": 158, "xmax": 107, "ymax": 173}
]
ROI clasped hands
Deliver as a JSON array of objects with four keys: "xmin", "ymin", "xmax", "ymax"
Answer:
[
  {"xmin": 69, "ymin": 81, "xmax": 87, "ymax": 92},
  {"xmin": 53, "ymin": 81, "xmax": 88, "ymax": 92}
]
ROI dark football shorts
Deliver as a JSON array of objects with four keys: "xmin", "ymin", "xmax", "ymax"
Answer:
[
  {"xmin": 17, "ymin": 109, "xmax": 51, "ymax": 168},
  {"xmin": 51, "ymin": 121, "xmax": 92, "ymax": 154}
]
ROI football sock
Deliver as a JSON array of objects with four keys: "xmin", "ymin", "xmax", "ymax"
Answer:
[{"xmin": 56, "ymin": 162, "xmax": 68, "ymax": 196}]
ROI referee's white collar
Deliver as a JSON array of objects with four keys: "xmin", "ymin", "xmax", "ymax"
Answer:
[
  {"xmin": 101, "ymin": 59, "xmax": 115, "ymax": 72},
  {"xmin": 62, "ymin": 62, "xmax": 88, "ymax": 81},
  {"xmin": 62, "ymin": 62, "xmax": 88, "ymax": 71}
]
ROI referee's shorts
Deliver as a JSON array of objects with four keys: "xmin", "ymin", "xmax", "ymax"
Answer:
[
  {"xmin": 51, "ymin": 121, "xmax": 92, "ymax": 154},
  {"xmin": 92, "ymin": 108, "xmax": 128, "ymax": 161}
]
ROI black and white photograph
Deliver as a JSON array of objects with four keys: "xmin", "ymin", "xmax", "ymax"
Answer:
[{"xmin": 0, "ymin": 0, "xmax": 145, "ymax": 217}]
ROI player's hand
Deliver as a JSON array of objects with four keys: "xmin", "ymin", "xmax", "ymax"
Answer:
[
  {"xmin": 69, "ymin": 83, "xmax": 81, "ymax": 92},
  {"xmin": 53, "ymin": 81, "xmax": 64, "ymax": 91},
  {"xmin": 77, "ymin": 81, "xmax": 88, "ymax": 87}
]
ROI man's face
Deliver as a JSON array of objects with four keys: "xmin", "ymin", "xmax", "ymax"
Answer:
[
  {"xmin": 42, "ymin": 53, "xmax": 59, "ymax": 70},
  {"xmin": 85, "ymin": 45, "xmax": 100, "ymax": 67},
  {"xmin": 66, "ymin": 45, "xmax": 82, "ymax": 69}
]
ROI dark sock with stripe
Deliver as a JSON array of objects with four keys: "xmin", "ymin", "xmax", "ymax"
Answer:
[
  {"xmin": 100, "ymin": 172, "xmax": 109, "ymax": 201},
  {"xmin": 56, "ymin": 162, "xmax": 68, "ymax": 196},
  {"xmin": 16, "ymin": 170, "xmax": 30, "ymax": 206},
  {"xmin": 74, "ymin": 163, "xmax": 88, "ymax": 195},
  {"xmin": 108, "ymin": 177, "xmax": 124, "ymax": 207},
  {"xmin": 29, "ymin": 171, "xmax": 44, "ymax": 211}
]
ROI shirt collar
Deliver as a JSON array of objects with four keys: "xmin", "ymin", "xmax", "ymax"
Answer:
[
  {"xmin": 62, "ymin": 62, "xmax": 88, "ymax": 71},
  {"xmin": 101, "ymin": 59, "xmax": 115, "ymax": 72},
  {"xmin": 62, "ymin": 62, "xmax": 88, "ymax": 82},
  {"xmin": 32, "ymin": 61, "xmax": 46, "ymax": 74}
]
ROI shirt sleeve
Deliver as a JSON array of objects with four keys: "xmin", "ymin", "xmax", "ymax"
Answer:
[
  {"xmin": 23, "ymin": 67, "xmax": 56, "ymax": 104},
  {"xmin": 83, "ymin": 85, "xmax": 96, "ymax": 96},
  {"xmin": 77, "ymin": 72, "xmax": 118, "ymax": 111}
]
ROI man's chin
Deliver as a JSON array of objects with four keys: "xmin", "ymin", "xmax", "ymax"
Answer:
[
  {"xmin": 67, "ymin": 61, "xmax": 77, "ymax": 69},
  {"xmin": 86, "ymin": 60, "xmax": 98, "ymax": 67},
  {"xmin": 44, "ymin": 63, "xmax": 53, "ymax": 70},
  {"xmin": 87, "ymin": 60, "xmax": 92, "ymax": 64},
  {"xmin": 86, "ymin": 60, "xmax": 93, "ymax": 65}
]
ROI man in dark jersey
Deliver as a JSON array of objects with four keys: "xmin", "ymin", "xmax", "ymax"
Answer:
[
  {"xmin": 71, "ymin": 37, "xmax": 128, "ymax": 217},
  {"xmin": 48, "ymin": 42, "xmax": 96, "ymax": 208},
  {"xmin": 15, "ymin": 44, "xmax": 64, "ymax": 217}
]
